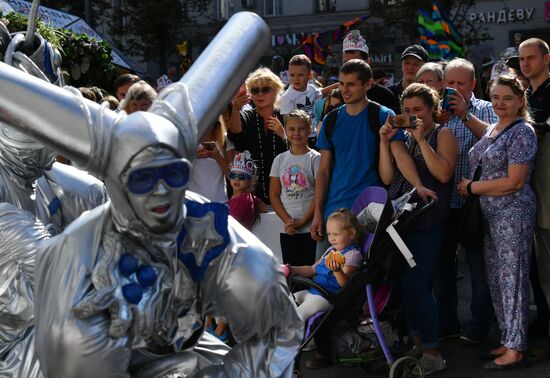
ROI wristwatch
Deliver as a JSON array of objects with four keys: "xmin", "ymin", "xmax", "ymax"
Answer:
[{"xmin": 461, "ymin": 112, "xmax": 472, "ymax": 122}]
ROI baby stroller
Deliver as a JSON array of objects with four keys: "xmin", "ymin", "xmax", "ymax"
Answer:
[{"xmin": 290, "ymin": 186, "xmax": 435, "ymax": 377}]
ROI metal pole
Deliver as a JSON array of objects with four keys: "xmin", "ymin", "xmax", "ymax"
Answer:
[
  {"xmin": 158, "ymin": 11, "xmax": 270, "ymax": 142},
  {"xmin": 24, "ymin": 0, "xmax": 40, "ymax": 49}
]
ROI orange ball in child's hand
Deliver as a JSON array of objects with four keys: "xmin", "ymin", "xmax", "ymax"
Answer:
[{"xmin": 325, "ymin": 251, "xmax": 345, "ymax": 268}]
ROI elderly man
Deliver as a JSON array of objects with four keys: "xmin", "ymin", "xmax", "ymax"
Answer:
[{"xmin": 433, "ymin": 58, "xmax": 497, "ymax": 344}]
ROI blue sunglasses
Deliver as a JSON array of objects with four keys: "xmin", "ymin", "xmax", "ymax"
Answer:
[
  {"xmin": 126, "ymin": 159, "xmax": 190, "ymax": 195},
  {"xmin": 228, "ymin": 172, "xmax": 251, "ymax": 181}
]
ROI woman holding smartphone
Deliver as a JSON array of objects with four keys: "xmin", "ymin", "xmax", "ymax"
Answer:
[
  {"xmin": 188, "ymin": 107, "xmax": 235, "ymax": 203},
  {"xmin": 379, "ymin": 83, "xmax": 458, "ymax": 375}
]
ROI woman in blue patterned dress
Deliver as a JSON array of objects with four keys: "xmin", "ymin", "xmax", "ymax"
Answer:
[{"xmin": 458, "ymin": 75, "xmax": 537, "ymax": 370}]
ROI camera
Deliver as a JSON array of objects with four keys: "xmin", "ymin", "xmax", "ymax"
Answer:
[
  {"xmin": 202, "ymin": 142, "xmax": 216, "ymax": 151},
  {"xmin": 390, "ymin": 115, "xmax": 417, "ymax": 129}
]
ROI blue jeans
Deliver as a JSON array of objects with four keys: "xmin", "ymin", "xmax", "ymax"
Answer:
[
  {"xmin": 401, "ymin": 225, "xmax": 444, "ymax": 349},
  {"xmin": 433, "ymin": 209, "xmax": 494, "ymax": 337}
]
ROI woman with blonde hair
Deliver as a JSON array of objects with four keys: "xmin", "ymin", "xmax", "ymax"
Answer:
[
  {"xmin": 120, "ymin": 80, "xmax": 157, "ymax": 114},
  {"xmin": 458, "ymin": 75, "xmax": 537, "ymax": 370},
  {"xmin": 228, "ymin": 67, "xmax": 288, "ymax": 204}
]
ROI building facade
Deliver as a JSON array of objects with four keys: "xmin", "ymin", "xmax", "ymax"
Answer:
[{"xmin": 466, "ymin": 0, "xmax": 550, "ymax": 60}]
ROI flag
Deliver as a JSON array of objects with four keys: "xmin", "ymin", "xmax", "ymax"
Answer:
[
  {"xmin": 417, "ymin": 2, "xmax": 465, "ymax": 60},
  {"xmin": 433, "ymin": 1, "xmax": 465, "ymax": 56},
  {"xmin": 418, "ymin": 8, "xmax": 440, "ymax": 60},
  {"xmin": 300, "ymin": 15, "xmax": 368, "ymax": 66}
]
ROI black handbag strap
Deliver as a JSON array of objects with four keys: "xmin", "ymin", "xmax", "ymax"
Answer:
[{"xmin": 471, "ymin": 118, "xmax": 523, "ymax": 182}]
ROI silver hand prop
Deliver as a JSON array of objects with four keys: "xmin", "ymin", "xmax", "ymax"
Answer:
[
  {"xmin": 24, "ymin": 0, "xmax": 40, "ymax": 49},
  {"xmin": 0, "ymin": 12, "xmax": 269, "ymax": 176}
]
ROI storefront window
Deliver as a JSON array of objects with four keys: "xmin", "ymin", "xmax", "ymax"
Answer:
[
  {"xmin": 264, "ymin": 0, "xmax": 282, "ymax": 16},
  {"xmin": 317, "ymin": 0, "xmax": 336, "ymax": 12}
]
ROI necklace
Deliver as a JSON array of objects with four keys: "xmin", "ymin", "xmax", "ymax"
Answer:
[{"xmin": 255, "ymin": 109, "xmax": 277, "ymax": 197}]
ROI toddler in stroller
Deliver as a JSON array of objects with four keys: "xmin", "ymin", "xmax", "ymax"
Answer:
[
  {"xmin": 284, "ymin": 208, "xmax": 364, "ymax": 323},
  {"xmin": 287, "ymin": 186, "xmax": 435, "ymax": 377}
]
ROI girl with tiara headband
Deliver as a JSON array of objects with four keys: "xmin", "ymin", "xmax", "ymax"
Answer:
[
  {"xmin": 227, "ymin": 150, "xmax": 267, "ymax": 230},
  {"xmin": 206, "ymin": 150, "xmax": 267, "ymax": 343}
]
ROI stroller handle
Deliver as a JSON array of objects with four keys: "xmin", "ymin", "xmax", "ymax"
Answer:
[{"xmin": 288, "ymin": 276, "xmax": 332, "ymax": 300}]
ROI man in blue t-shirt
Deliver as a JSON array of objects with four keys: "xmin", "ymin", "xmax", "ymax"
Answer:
[{"xmin": 310, "ymin": 59, "xmax": 428, "ymax": 254}]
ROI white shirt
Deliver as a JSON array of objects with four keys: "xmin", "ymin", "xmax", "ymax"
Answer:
[{"xmin": 279, "ymin": 84, "xmax": 322, "ymax": 118}]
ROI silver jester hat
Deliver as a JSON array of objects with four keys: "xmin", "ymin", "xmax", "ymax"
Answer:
[{"xmin": 0, "ymin": 11, "xmax": 270, "ymax": 227}]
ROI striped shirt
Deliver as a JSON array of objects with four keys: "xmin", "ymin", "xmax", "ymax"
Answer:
[{"xmin": 444, "ymin": 94, "xmax": 498, "ymax": 208}]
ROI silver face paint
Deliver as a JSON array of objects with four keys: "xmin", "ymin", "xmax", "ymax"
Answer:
[
  {"xmin": 124, "ymin": 148, "xmax": 186, "ymax": 233},
  {"xmin": 0, "ymin": 11, "xmax": 303, "ymax": 378}
]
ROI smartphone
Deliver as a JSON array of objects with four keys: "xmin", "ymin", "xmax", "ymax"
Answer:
[
  {"xmin": 202, "ymin": 141, "xmax": 216, "ymax": 151},
  {"xmin": 441, "ymin": 87, "xmax": 457, "ymax": 112},
  {"xmin": 239, "ymin": 83, "xmax": 247, "ymax": 96},
  {"xmin": 390, "ymin": 115, "xmax": 417, "ymax": 129}
]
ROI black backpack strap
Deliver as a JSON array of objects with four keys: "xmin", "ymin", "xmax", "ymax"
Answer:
[
  {"xmin": 366, "ymin": 100, "xmax": 382, "ymax": 175},
  {"xmin": 324, "ymin": 107, "xmax": 339, "ymax": 152}
]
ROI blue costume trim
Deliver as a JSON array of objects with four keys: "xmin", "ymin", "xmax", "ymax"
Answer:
[
  {"xmin": 177, "ymin": 200, "xmax": 230, "ymax": 282},
  {"xmin": 48, "ymin": 196, "xmax": 61, "ymax": 216}
]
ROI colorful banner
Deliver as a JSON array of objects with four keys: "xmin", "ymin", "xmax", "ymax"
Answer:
[
  {"xmin": 299, "ymin": 15, "xmax": 368, "ymax": 66},
  {"xmin": 418, "ymin": 1, "xmax": 465, "ymax": 60}
]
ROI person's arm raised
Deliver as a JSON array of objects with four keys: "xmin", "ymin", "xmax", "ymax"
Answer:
[{"xmin": 229, "ymin": 91, "xmax": 251, "ymax": 134}]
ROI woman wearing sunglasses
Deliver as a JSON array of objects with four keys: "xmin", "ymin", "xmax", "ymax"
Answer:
[{"xmin": 228, "ymin": 67, "xmax": 289, "ymax": 205}]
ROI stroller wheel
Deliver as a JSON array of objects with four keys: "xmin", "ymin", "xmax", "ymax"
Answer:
[{"xmin": 389, "ymin": 356, "xmax": 425, "ymax": 378}]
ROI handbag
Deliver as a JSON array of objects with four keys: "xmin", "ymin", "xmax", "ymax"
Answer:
[
  {"xmin": 456, "ymin": 119, "xmax": 523, "ymax": 249},
  {"xmin": 456, "ymin": 164, "xmax": 483, "ymax": 248}
]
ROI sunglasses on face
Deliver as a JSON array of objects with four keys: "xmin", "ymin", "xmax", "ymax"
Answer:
[
  {"xmin": 126, "ymin": 159, "xmax": 190, "ymax": 195},
  {"xmin": 250, "ymin": 86, "xmax": 272, "ymax": 95},
  {"xmin": 228, "ymin": 172, "xmax": 251, "ymax": 181}
]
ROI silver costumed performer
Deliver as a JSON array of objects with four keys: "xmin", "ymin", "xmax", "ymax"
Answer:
[
  {"xmin": 0, "ymin": 11, "xmax": 302, "ymax": 378},
  {"xmin": 0, "ymin": 13, "xmax": 107, "ymax": 378}
]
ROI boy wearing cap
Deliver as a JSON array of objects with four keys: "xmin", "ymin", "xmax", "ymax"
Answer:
[{"xmin": 389, "ymin": 44, "xmax": 429, "ymax": 101}]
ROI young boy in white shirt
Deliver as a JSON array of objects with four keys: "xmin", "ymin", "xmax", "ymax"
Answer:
[{"xmin": 279, "ymin": 55, "xmax": 323, "ymax": 118}]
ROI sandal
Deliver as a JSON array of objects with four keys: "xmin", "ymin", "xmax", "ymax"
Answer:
[{"xmin": 483, "ymin": 359, "xmax": 529, "ymax": 370}]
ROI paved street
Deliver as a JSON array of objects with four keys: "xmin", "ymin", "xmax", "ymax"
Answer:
[{"xmin": 297, "ymin": 250, "xmax": 550, "ymax": 377}]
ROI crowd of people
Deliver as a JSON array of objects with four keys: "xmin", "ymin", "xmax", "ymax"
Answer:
[
  {"xmin": 168, "ymin": 30, "xmax": 548, "ymax": 375},
  {"xmin": 5, "ymin": 23, "xmax": 550, "ymax": 375}
]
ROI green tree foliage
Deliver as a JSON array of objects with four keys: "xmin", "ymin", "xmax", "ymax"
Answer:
[
  {"xmin": 1, "ymin": 11, "xmax": 116, "ymax": 89},
  {"xmin": 106, "ymin": 0, "xmax": 214, "ymax": 72}
]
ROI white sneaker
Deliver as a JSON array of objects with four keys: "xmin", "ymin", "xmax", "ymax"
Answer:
[{"xmin": 418, "ymin": 353, "xmax": 447, "ymax": 376}]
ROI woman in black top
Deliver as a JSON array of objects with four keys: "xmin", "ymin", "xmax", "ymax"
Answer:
[{"xmin": 228, "ymin": 67, "xmax": 288, "ymax": 204}]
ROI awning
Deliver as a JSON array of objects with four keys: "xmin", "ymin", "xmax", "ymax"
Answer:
[{"xmin": 1, "ymin": 0, "xmax": 139, "ymax": 71}]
